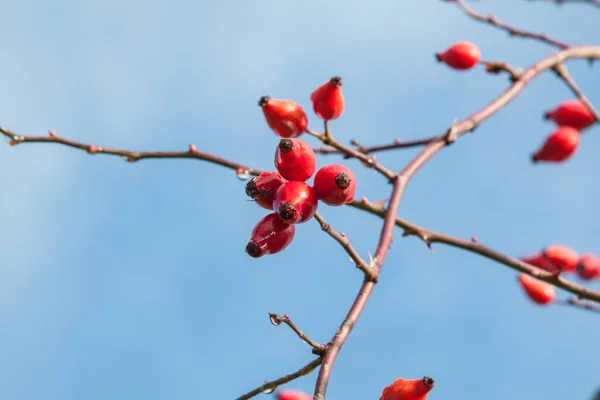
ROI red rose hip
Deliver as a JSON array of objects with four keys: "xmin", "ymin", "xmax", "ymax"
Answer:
[
  {"xmin": 542, "ymin": 244, "xmax": 579, "ymax": 273},
  {"xmin": 259, "ymin": 96, "xmax": 308, "ymax": 138},
  {"xmin": 436, "ymin": 41, "xmax": 481, "ymax": 70},
  {"xmin": 272, "ymin": 181, "xmax": 318, "ymax": 224},
  {"xmin": 245, "ymin": 171, "xmax": 287, "ymax": 210},
  {"xmin": 518, "ymin": 274, "xmax": 555, "ymax": 305},
  {"xmin": 531, "ymin": 126, "xmax": 579, "ymax": 163},
  {"xmin": 576, "ymin": 253, "xmax": 600, "ymax": 280},
  {"xmin": 521, "ymin": 252, "xmax": 557, "ymax": 273},
  {"xmin": 313, "ymin": 164, "xmax": 356, "ymax": 206},
  {"xmin": 545, "ymin": 99, "xmax": 595, "ymax": 131},
  {"xmin": 310, "ymin": 76, "xmax": 345, "ymax": 121},
  {"xmin": 274, "ymin": 138, "xmax": 316, "ymax": 182},
  {"xmin": 276, "ymin": 390, "xmax": 312, "ymax": 400},
  {"xmin": 380, "ymin": 376, "xmax": 435, "ymax": 400},
  {"xmin": 245, "ymin": 213, "xmax": 295, "ymax": 258}
]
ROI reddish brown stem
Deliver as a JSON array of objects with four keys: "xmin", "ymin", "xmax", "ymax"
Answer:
[
  {"xmin": 555, "ymin": 298, "xmax": 600, "ymax": 314},
  {"xmin": 454, "ymin": 0, "xmax": 570, "ymax": 48},
  {"xmin": 552, "ymin": 63, "xmax": 600, "ymax": 125},
  {"xmin": 525, "ymin": 0, "xmax": 600, "ymax": 8},
  {"xmin": 268, "ymin": 313, "xmax": 325, "ymax": 354},
  {"xmin": 313, "ymin": 136, "xmax": 438, "ymax": 156},
  {"xmin": 235, "ymin": 357, "xmax": 322, "ymax": 400}
]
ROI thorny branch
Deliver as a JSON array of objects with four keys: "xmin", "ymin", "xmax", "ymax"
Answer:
[
  {"xmin": 349, "ymin": 198, "xmax": 600, "ymax": 303},
  {"xmin": 234, "ymin": 358, "xmax": 322, "ymax": 400},
  {"xmin": 313, "ymin": 212, "xmax": 377, "ymax": 282},
  {"xmin": 454, "ymin": 0, "xmax": 570, "ymax": 49},
  {"xmin": 268, "ymin": 314, "xmax": 325, "ymax": 354}
]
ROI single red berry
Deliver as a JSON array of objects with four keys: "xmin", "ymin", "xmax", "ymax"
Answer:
[
  {"xmin": 380, "ymin": 376, "xmax": 435, "ymax": 400},
  {"xmin": 245, "ymin": 172, "xmax": 287, "ymax": 210},
  {"xmin": 245, "ymin": 213, "xmax": 295, "ymax": 258},
  {"xmin": 276, "ymin": 390, "xmax": 312, "ymax": 400},
  {"xmin": 544, "ymin": 100, "xmax": 595, "ymax": 131},
  {"xmin": 274, "ymin": 138, "xmax": 317, "ymax": 182},
  {"xmin": 436, "ymin": 41, "xmax": 481, "ymax": 70},
  {"xmin": 518, "ymin": 274, "xmax": 556, "ymax": 305},
  {"xmin": 521, "ymin": 252, "xmax": 558, "ymax": 273},
  {"xmin": 531, "ymin": 126, "xmax": 579, "ymax": 163},
  {"xmin": 542, "ymin": 244, "xmax": 579, "ymax": 273},
  {"xmin": 273, "ymin": 181, "xmax": 318, "ymax": 224},
  {"xmin": 576, "ymin": 253, "xmax": 600, "ymax": 280},
  {"xmin": 312, "ymin": 164, "xmax": 356, "ymax": 206},
  {"xmin": 310, "ymin": 76, "xmax": 344, "ymax": 121},
  {"xmin": 259, "ymin": 96, "xmax": 308, "ymax": 138}
]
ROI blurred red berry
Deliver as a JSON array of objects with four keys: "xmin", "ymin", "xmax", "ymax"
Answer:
[
  {"xmin": 246, "ymin": 213, "xmax": 296, "ymax": 258},
  {"xmin": 518, "ymin": 274, "xmax": 556, "ymax": 305},
  {"xmin": 245, "ymin": 172, "xmax": 287, "ymax": 210},
  {"xmin": 273, "ymin": 181, "xmax": 318, "ymax": 224},
  {"xmin": 531, "ymin": 126, "xmax": 579, "ymax": 163},
  {"xmin": 521, "ymin": 252, "xmax": 557, "ymax": 273},
  {"xmin": 312, "ymin": 164, "xmax": 356, "ymax": 206},
  {"xmin": 276, "ymin": 390, "xmax": 312, "ymax": 400},
  {"xmin": 310, "ymin": 76, "xmax": 345, "ymax": 121},
  {"xmin": 576, "ymin": 253, "xmax": 600, "ymax": 280},
  {"xmin": 544, "ymin": 100, "xmax": 595, "ymax": 131},
  {"xmin": 436, "ymin": 41, "xmax": 481, "ymax": 70},
  {"xmin": 543, "ymin": 244, "xmax": 579, "ymax": 273},
  {"xmin": 274, "ymin": 138, "xmax": 317, "ymax": 182},
  {"xmin": 380, "ymin": 376, "xmax": 434, "ymax": 400},
  {"xmin": 259, "ymin": 96, "xmax": 308, "ymax": 138}
]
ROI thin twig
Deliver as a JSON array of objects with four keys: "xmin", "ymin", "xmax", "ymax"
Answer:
[
  {"xmin": 0, "ymin": 127, "xmax": 263, "ymax": 178},
  {"xmin": 268, "ymin": 313, "xmax": 326, "ymax": 354},
  {"xmin": 235, "ymin": 357, "xmax": 322, "ymax": 400},
  {"xmin": 305, "ymin": 128, "xmax": 396, "ymax": 181},
  {"xmin": 349, "ymin": 197, "xmax": 600, "ymax": 303},
  {"xmin": 454, "ymin": 0, "xmax": 570, "ymax": 48},
  {"xmin": 525, "ymin": 0, "xmax": 600, "ymax": 9},
  {"xmin": 552, "ymin": 63, "xmax": 600, "ymax": 125},
  {"xmin": 555, "ymin": 297, "xmax": 600, "ymax": 314},
  {"xmin": 313, "ymin": 136, "xmax": 438, "ymax": 156},
  {"xmin": 313, "ymin": 212, "xmax": 377, "ymax": 282}
]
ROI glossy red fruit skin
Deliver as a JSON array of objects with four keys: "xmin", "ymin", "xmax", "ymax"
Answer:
[
  {"xmin": 245, "ymin": 172, "xmax": 287, "ymax": 210},
  {"xmin": 436, "ymin": 41, "xmax": 481, "ymax": 70},
  {"xmin": 259, "ymin": 96, "xmax": 308, "ymax": 138},
  {"xmin": 273, "ymin": 181, "xmax": 318, "ymax": 224},
  {"xmin": 274, "ymin": 138, "xmax": 317, "ymax": 182},
  {"xmin": 545, "ymin": 100, "xmax": 595, "ymax": 131},
  {"xmin": 245, "ymin": 213, "xmax": 295, "ymax": 258},
  {"xmin": 531, "ymin": 126, "xmax": 580, "ymax": 163},
  {"xmin": 313, "ymin": 164, "xmax": 356, "ymax": 206},
  {"xmin": 576, "ymin": 253, "xmax": 600, "ymax": 280},
  {"xmin": 542, "ymin": 244, "xmax": 579, "ymax": 273},
  {"xmin": 276, "ymin": 390, "xmax": 312, "ymax": 400},
  {"xmin": 380, "ymin": 376, "xmax": 435, "ymax": 400},
  {"xmin": 518, "ymin": 274, "xmax": 556, "ymax": 305},
  {"xmin": 310, "ymin": 76, "xmax": 344, "ymax": 120},
  {"xmin": 521, "ymin": 252, "xmax": 558, "ymax": 273}
]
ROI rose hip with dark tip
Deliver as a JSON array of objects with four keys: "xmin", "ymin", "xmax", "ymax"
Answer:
[
  {"xmin": 312, "ymin": 164, "xmax": 356, "ymax": 206},
  {"xmin": 245, "ymin": 171, "xmax": 287, "ymax": 210},
  {"xmin": 259, "ymin": 96, "xmax": 308, "ymax": 138},
  {"xmin": 274, "ymin": 138, "xmax": 316, "ymax": 182},
  {"xmin": 245, "ymin": 213, "xmax": 296, "ymax": 258},
  {"xmin": 272, "ymin": 181, "xmax": 318, "ymax": 224}
]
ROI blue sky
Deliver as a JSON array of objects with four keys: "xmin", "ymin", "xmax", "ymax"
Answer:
[{"xmin": 1, "ymin": 1, "xmax": 599, "ymax": 399}]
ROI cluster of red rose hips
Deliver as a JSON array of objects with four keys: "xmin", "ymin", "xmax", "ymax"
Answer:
[
  {"xmin": 244, "ymin": 77, "xmax": 356, "ymax": 258},
  {"xmin": 517, "ymin": 244, "xmax": 600, "ymax": 305},
  {"xmin": 275, "ymin": 376, "xmax": 434, "ymax": 400},
  {"xmin": 436, "ymin": 41, "xmax": 596, "ymax": 164}
]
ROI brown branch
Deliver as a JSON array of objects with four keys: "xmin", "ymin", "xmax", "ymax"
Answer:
[
  {"xmin": 0, "ymin": 126, "xmax": 263, "ymax": 179},
  {"xmin": 306, "ymin": 123, "xmax": 396, "ymax": 181},
  {"xmin": 313, "ymin": 212, "xmax": 377, "ymax": 282},
  {"xmin": 349, "ymin": 197, "xmax": 600, "ymax": 303},
  {"xmin": 552, "ymin": 63, "xmax": 600, "ymax": 125},
  {"xmin": 525, "ymin": 0, "xmax": 600, "ymax": 8},
  {"xmin": 268, "ymin": 313, "xmax": 325, "ymax": 354},
  {"xmin": 235, "ymin": 357, "xmax": 322, "ymax": 400},
  {"xmin": 313, "ymin": 136, "xmax": 438, "ymax": 156},
  {"xmin": 454, "ymin": 0, "xmax": 570, "ymax": 48},
  {"xmin": 555, "ymin": 298, "xmax": 600, "ymax": 314},
  {"xmin": 312, "ymin": 44, "xmax": 600, "ymax": 399}
]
